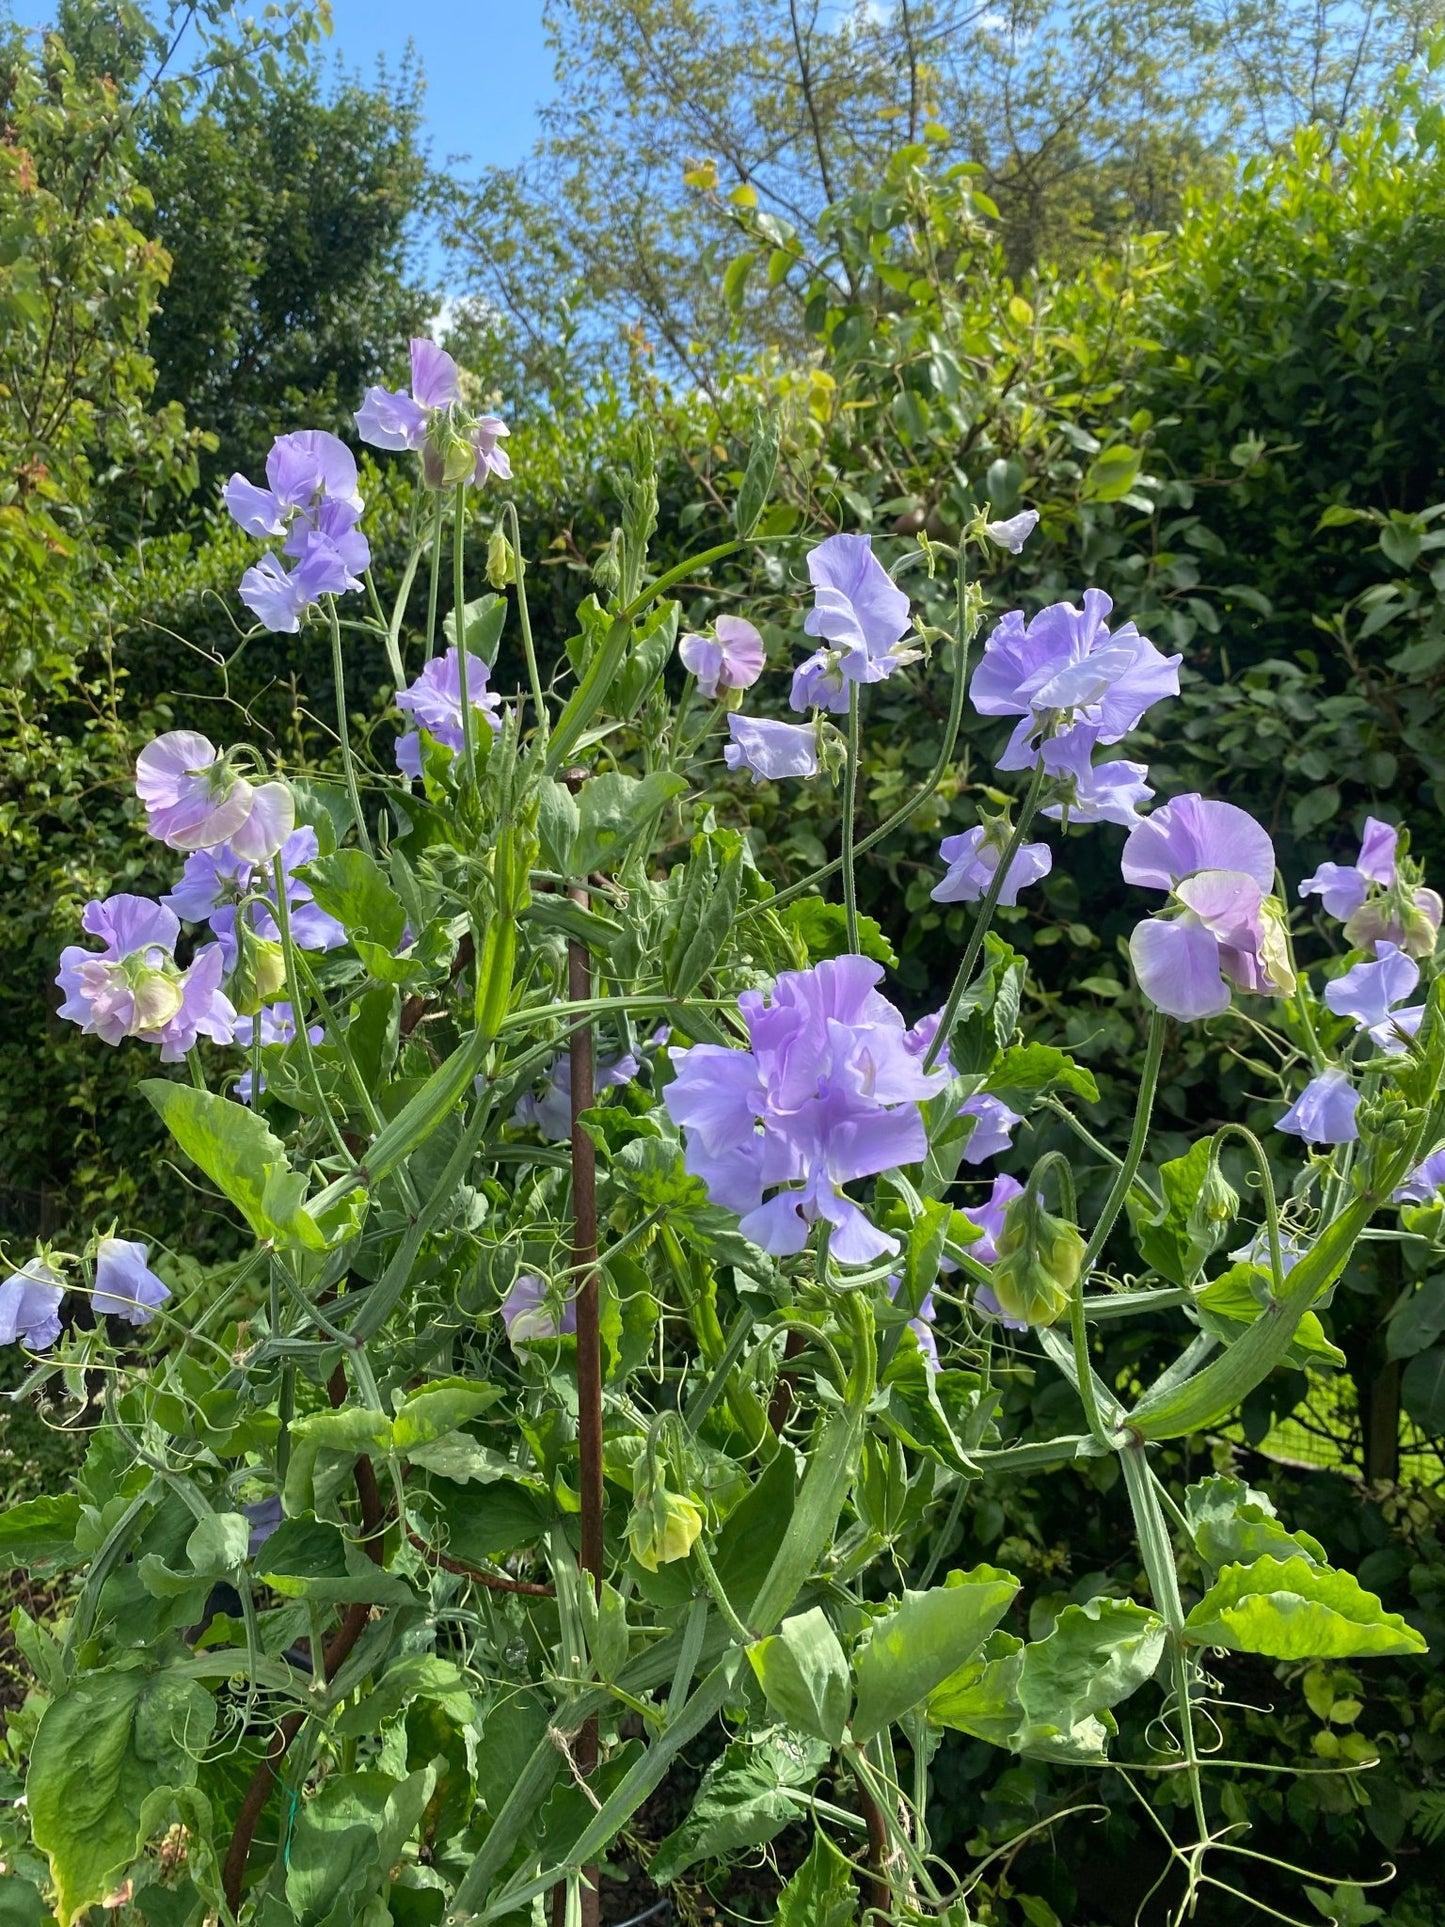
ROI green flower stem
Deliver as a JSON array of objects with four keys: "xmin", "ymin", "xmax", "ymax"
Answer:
[
  {"xmin": 842, "ymin": 680, "xmax": 862, "ymax": 953},
  {"xmin": 365, "ymin": 565, "xmax": 407, "ymax": 690},
  {"xmin": 185, "ymin": 1046, "xmax": 207, "ymax": 1091},
  {"xmin": 691, "ymin": 1538, "xmax": 754, "ymax": 1644},
  {"xmin": 294, "ymin": 953, "xmax": 420, "ymax": 1216},
  {"xmin": 424, "ymin": 491, "xmax": 445, "ymax": 658},
  {"xmin": 271, "ymin": 853, "xmax": 353, "ymax": 1165},
  {"xmin": 1070, "ymin": 1273, "xmax": 1113, "ymax": 1450},
  {"xmin": 1209, "ymin": 1122, "xmax": 1286, "ymax": 1290},
  {"xmin": 1078, "ymin": 1009, "xmax": 1167, "ymax": 1276},
  {"xmin": 452, "ymin": 483, "xmax": 478, "ymax": 781},
  {"xmin": 921, "ymin": 753, "xmax": 1051, "ymax": 1073},
  {"xmin": 502, "ymin": 499, "xmax": 547, "ymax": 727},
  {"xmin": 1120, "ymin": 1444, "xmax": 1210, "ymax": 1847},
  {"xmin": 326, "ymin": 597, "xmax": 374, "ymax": 859},
  {"xmin": 1041, "ymin": 1095, "xmax": 1164, "ymax": 1214},
  {"xmin": 743, "ymin": 560, "xmax": 975, "ymax": 922}
]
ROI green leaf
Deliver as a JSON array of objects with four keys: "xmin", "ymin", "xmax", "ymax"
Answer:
[
  {"xmin": 1127, "ymin": 1140, "xmax": 1216, "ymax": 1285},
  {"xmin": 141, "ymin": 1080, "xmax": 325, "ymax": 1251},
  {"xmin": 1194, "ymin": 1264, "xmax": 1345, "ymax": 1368},
  {"xmin": 780, "ymin": 898, "xmax": 896, "ymax": 967},
  {"xmin": 748, "ymin": 1606, "xmax": 851, "ymax": 1744},
  {"xmin": 302, "ymin": 849, "xmax": 407, "ymax": 950},
  {"xmin": 0, "ymin": 1493, "xmax": 81, "ymax": 1570},
  {"xmin": 850, "ymin": 1566, "xmax": 1019, "ymax": 1741},
  {"xmin": 443, "ymin": 592, "xmax": 507, "ymax": 664},
  {"xmin": 391, "ymin": 1379, "xmax": 502, "ymax": 1449},
  {"xmin": 333, "ymin": 1656, "xmax": 475, "ymax": 1736},
  {"xmin": 0, "ymin": 1879, "xmax": 46, "ymax": 1927},
  {"xmin": 712, "ymin": 1448, "xmax": 796, "ymax": 1619},
  {"xmin": 1386, "ymin": 1279, "xmax": 1445, "ymax": 1360},
  {"xmin": 647, "ymin": 1730, "xmax": 827, "ymax": 1884},
  {"xmin": 1184, "ymin": 1477, "xmax": 1325, "ymax": 1569},
  {"xmin": 1083, "ymin": 443, "xmax": 1141, "ymax": 502},
  {"xmin": 572, "ymin": 772, "xmax": 689, "ymax": 877},
  {"xmin": 537, "ymin": 778, "xmax": 581, "ymax": 874},
  {"xmin": 429, "ymin": 1477, "xmax": 551, "ymax": 1562},
  {"xmin": 735, "ymin": 410, "xmax": 781, "ymax": 541},
  {"xmin": 774, "ymin": 1828, "xmax": 857, "ymax": 1927},
  {"xmin": 663, "ymin": 831, "xmax": 745, "ymax": 998},
  {"xmin": 257, "ymin": 1515, "xmax": 412, "ymax": 1607},
  {"xmin": 28, "ymin": 1667, "xmax": 216, "ymax": 1925},
  {"xmin": 284, "ymin": 1766, "xmax": 436, "ymax": 1924},
  {"xmin": 930, "ymin": 1598, "xmax": 1166, "ymax": 1764},
  {"xmin": 984, "ymin": 1044, "xmax": 1098, "ymax": 1111},
  {"xmin": 1402, "ymin": 1345, "xmax": 1445, "ymax": 1433},
  {"xmin": 1185, "ymin": 1556, "xmax": 1427, "ymax": 1658}
]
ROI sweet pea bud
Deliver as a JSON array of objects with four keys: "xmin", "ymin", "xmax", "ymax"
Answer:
[
  {"xmin": 229, "ymin": 929, "xmax": 287, "ymax": 1016},
  {"xmin": 422, "ymin": 418, "xmax": 479, "ymax": 490},
  {"xmin": 125, "ymin": 958, "xmax": 185, "ymax": 1035},
  {"xmin": 592, "ymin": 531, "xmax": 623, "ymax": 598},
  {"xmin": 1186, "ymin": 1150, "xmax": 1239, "ymax": 1257},
  {"xmin": 817, "ymin": 719, "xmax": 848, "ymax": 782},
  {"xmin": 627, "ymin": 1473, "xmax": 703, "ymax": 1571},
  {"xmin": 990, "ymin": 1191, "xmax": 1084, "ymax": 1328},
  {"xmin": 1400, "ymin": 888, "xmax": 1442, "ymax": 959},
  {"xmin": 486, "ymin": 526, "xmax": 516, "ymax": 588}
]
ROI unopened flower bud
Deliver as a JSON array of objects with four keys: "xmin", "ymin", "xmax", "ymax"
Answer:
[
  {"xmin": 487, "ymin": 526, "xmax": 516, "ymax": 588},
  {"xmin": 229, "ymin": 931, "xmax": 287, "ymax": 1016},
  {"xmin": 592, "ymin": 532, "xmax": 623, "ymax": 597},
  {"xmin": 990, "ymin": 1193, "xmax": 1084, "ymax": 1328},
  {"xmin": 422, "ymin": 419, "xmax": 479, "ymax": 490},
  {"xmin": 1258, "ymin": 898, "xmax": 1297, "ymax": 996},
  {"xmin": 627, "ymin": 1474, "xmax": 703, "ymax": 1571}
]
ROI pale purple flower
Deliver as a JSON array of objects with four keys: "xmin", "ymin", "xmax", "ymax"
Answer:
[
  {"xmin": 356, "ymin": 338, "xmax": 462, "ymax": 450},
  {"xmin": 725, "ymin": 714, "xmax": 819, "ymax": 783},
  {"xmin": 470, "ymin": 415, "xmax": 512, "ymax": 485},
  {"xmin": 221, "ymin": 430, "xmax": 362, "ymax": 533},
  {"xmin": 92, "ymin": 1237, "xmax": 169, "ymax": 1325},
  {"xmin": 971, "ymin": 590, "xmax": 1181, "ymax": 772},
  {"xmin": 1393, "ymin": 1148, "xmax": 1445, "ymax": 1204},
  {"xmin": 245, "ymin": 1496, "xmax": 284, "ymax": 1557},
  {"xmin": 513, "ymin": 1048, "xmax": 641, "ymax": 1142},
  {"xmin": 135, "ymin": 732, "xmax": 293, "ymax": 861},
  {"xmin": 790, "ymin": 534, "xmax": 916, "ymax": 710},
  {"xmin": 665, "ymin": 957, "xmax": 946, "ymax": 1266},
  {"xmin": 163, "ymin": 827, "xmax": 345, "ymax": 968},
  {"xmin": 886, "ymin": 1274, "xmax": 939, "ymax": 1370},
  {"xmin": 679, "ymin": 616, "xmax": 766, "ymax": 699},
  {"xmin": 962, "ymin": 1174, "xmax": 1024, "ymax": 1267},
  {"xmin": 931, "ymin": 825, "xmax": 1052, "ymax": 905},
  {"xmin": 1323, "ymin": 942, "xmax": 1424, "ymax": 1053},
  {"xmin": 1039, "ymin": 727, "xmax": 1153, "ymax": 827},
  {"xmin": 983, "ymin": 510, "xmax": 1040, "ymax": 554},
  {"xmin": 501, "ymin": 1273, "xmax": 577, "ymax": 1353},
  {"xmin": 1122, "ymin": 795, "xmax": 1290, "ymax": 1021},
  {"xmin": 395, "ymin": 648, "xmax": 503, "ymax": 778},
  {"xmin": 56, "ymin": 894, "xmax": 183, "ymax": 1046},
  {"xmin": 225, "ymin": 431, "xmax": 369, "ymax": 631},
  {"xmin": 959, "ymin": 1093, "xmax": 1022, "ymax": 1163},
  {"xmin": 1299, "ymin": 817, "xmax": 1441, "ymax": 956},
  {"xmin": 0, "ymin": 1259, "xmax": 63, "ymax": 1349},
  {"xmin": 233, "ymin": 1002, "xmax": 324, "ymax": 1103},
  {"xmin": 1300, "ymin": 818, "xmax": 1397, "ymax": 920},
  {"xmin": 157, "ymin": 944, "xmax": 237, "ymax": 1062},
  {"xmin": 1276, "ymin": 1068, "xmax": 1359, "ymax": 1145}
]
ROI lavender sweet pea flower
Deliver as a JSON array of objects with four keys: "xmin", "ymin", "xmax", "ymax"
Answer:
[
  {"xmin": 971, "ymin": 589, "xmax": 1181, "ymax": 773},
  {"xmin": 983, "ymin": 510, "xmax": 1040, "ymax": 554},
  {"xmin": 470, "ymin": 415, "xmax": 512, "ymax": 485},
  {"xmin": 91, "ymin": 1237, "xmax": 169, "ymax": 1325},
  {"xmin": 501, "ymin": 1273, "xmax": 577, "ymax": 1353},
  {"xmin": 1276, "ymin": 1068, "xmax": 1360, "ymax": 1145},
  {"xmin": 265, "ymin": 430, "xmax": 362, "ymax": 515},
  {"xmin": 1323, "ymin": 942, "xmax": 1424, "ymax": 1052},
  {"xmin": 395, "ymin": 648, "xmax": 504, "ymax": 778},
  {"xmin": 1039, "ymin": 727, "xmax": 1153, "ymax": 827},
  {"xmin": 226, "ymin": 431, "xmax": 368, "ymax": 630},
  {"xmin": 789, "ymin": 647, "xmax": 851, "ymax": 714},
  {"xmin": 356, "ymin": 338, "xmax": 462, "ymax": 450},
  {"xmin": 1122, "ymin": 795, "xmax": 1292, "ymax": 1021},
  {"xmin": 931, "ymin": 825, "xmax": 1052, "ymax": 905},
  {"xmin": 1300, "ymin": 817, "xmax": 1398, "ymax": 921},
  {"xmin": 56, "ymin": 894, "xmax": 184, "ymax": 1045},
  {"xmin": 1393, "ymin": 1147, "xmax": 1445, "ymax": 1204},
  {"xmin": 963, "ymin": 1174, "xmax": 1025, "ymax": 1267},
  {"xmin": 164, "ymin": 827, "xmax": 343, "ymax": 967},
  {"xmin": 789, "ymin": 534, "xmax": 917, "ymax": 709},
  {"xmin": 156, "ymin": 944, "xmax": 237, "ymax": 1062},
  {"xmin": 1230, "ymin": 1229, "xmax": 1304, "ymax": 1278},
  {"xmin": 725, "ymin": 714, "xmax": 819, "ymax": 783},
  {"xmin": 959, "ymin": 1093, "xmax": 1022, "ymax": 1163},
  {"xmin": 136, "ymin": 732, "xmax": 256, "ymax": 852},
  {"xmin": 679, "ymin": 616, "xmax": 766, "ymax": 699},
  {"xmin": 513, "ymin": 1047, "xmax": 642, "ymax": 1142},
  {"xmin": 667, "ymin": 957, "xmax": 946, "ymax": 1266},
  {"xmin": 0, "ymin": 1259, "xmax": 63, "ymax": 1349}
]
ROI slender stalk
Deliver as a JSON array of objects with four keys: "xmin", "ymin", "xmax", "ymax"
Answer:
[
  {"xmin": 1070, "ymin": 1269, "xmax": 1113, "ymax": 1450},
  {"xmin": 691, "ymin": 1538, "xmax": 753, "ymax": 1643},
  {"xmin": 382, "ymin": 547, "xmax": 422, "ymax": 689},
  {"xmin": 326, "ymin": 597, "xmax": 373, "ymax": 859},
  {"xmin": 566, "ymin": 871, "xmax": 603, "ymax": 1927},
  {"xmin": 272, "ymin": 854, "xmax": 353, "ymax": 1165},
  {"xmin": 452, "ymin": 483, "xmax": 477, "ymax": 780},
  {"xmin": 503, "ymin": 499, "xmax": 548, "ymax": 726},
  {"xmin": 424, "ymin": 491, "xmax": 445, "ymax": 658},
  {"xmin": 922, "ymin": 753, "xmax": 1050, "ymax": 1072},
  {"xmin": 842, "ymin": 680, "xmax": 862, "ymax": 953},
  {"xmin": 1120, "ymin": 1446, "xmax": 1210, "ymax": 1849},
  {"xmin": 1078, "ymin": 1009, "xmax": 1167, "ymax": 1275}
]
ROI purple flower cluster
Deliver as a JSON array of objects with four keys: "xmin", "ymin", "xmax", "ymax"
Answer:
[
  {"xmin": 395, "ymin": 648, "xmax": 504, "ymax": 779},
  {"xmin": 224, "ymin": 430, "xmax": 369, "ymax": 633},
  {"xmin": 971, "ymin": 588, "xmax": 1180, "ymax": 774},
  {"xmin": 163, "ymin": 826, "xmax": 344, "ymax": 970},
  {"xmin": 1300, "ymin": 816, "xmax": 1442, "ymax": 957},
  {"xmin": 356, "ymin": 337, "xmax": 511, "ymax": 490},
  {"xmin": 1122, "ymin": 794, "xmax": 1293, "ymax": 1021},
  {"xmin": 0, "ymin": 1237, "xmax": 170, "ymax": 1352},
  {"xmin": 664, "ymin": 956, "xmax": 946, "ymax": 1264}
]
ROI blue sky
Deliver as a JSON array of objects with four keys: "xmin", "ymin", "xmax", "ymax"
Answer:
[{"xmin": 323, "ymin": 1, "xmax": 557, "ymax": 176}]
